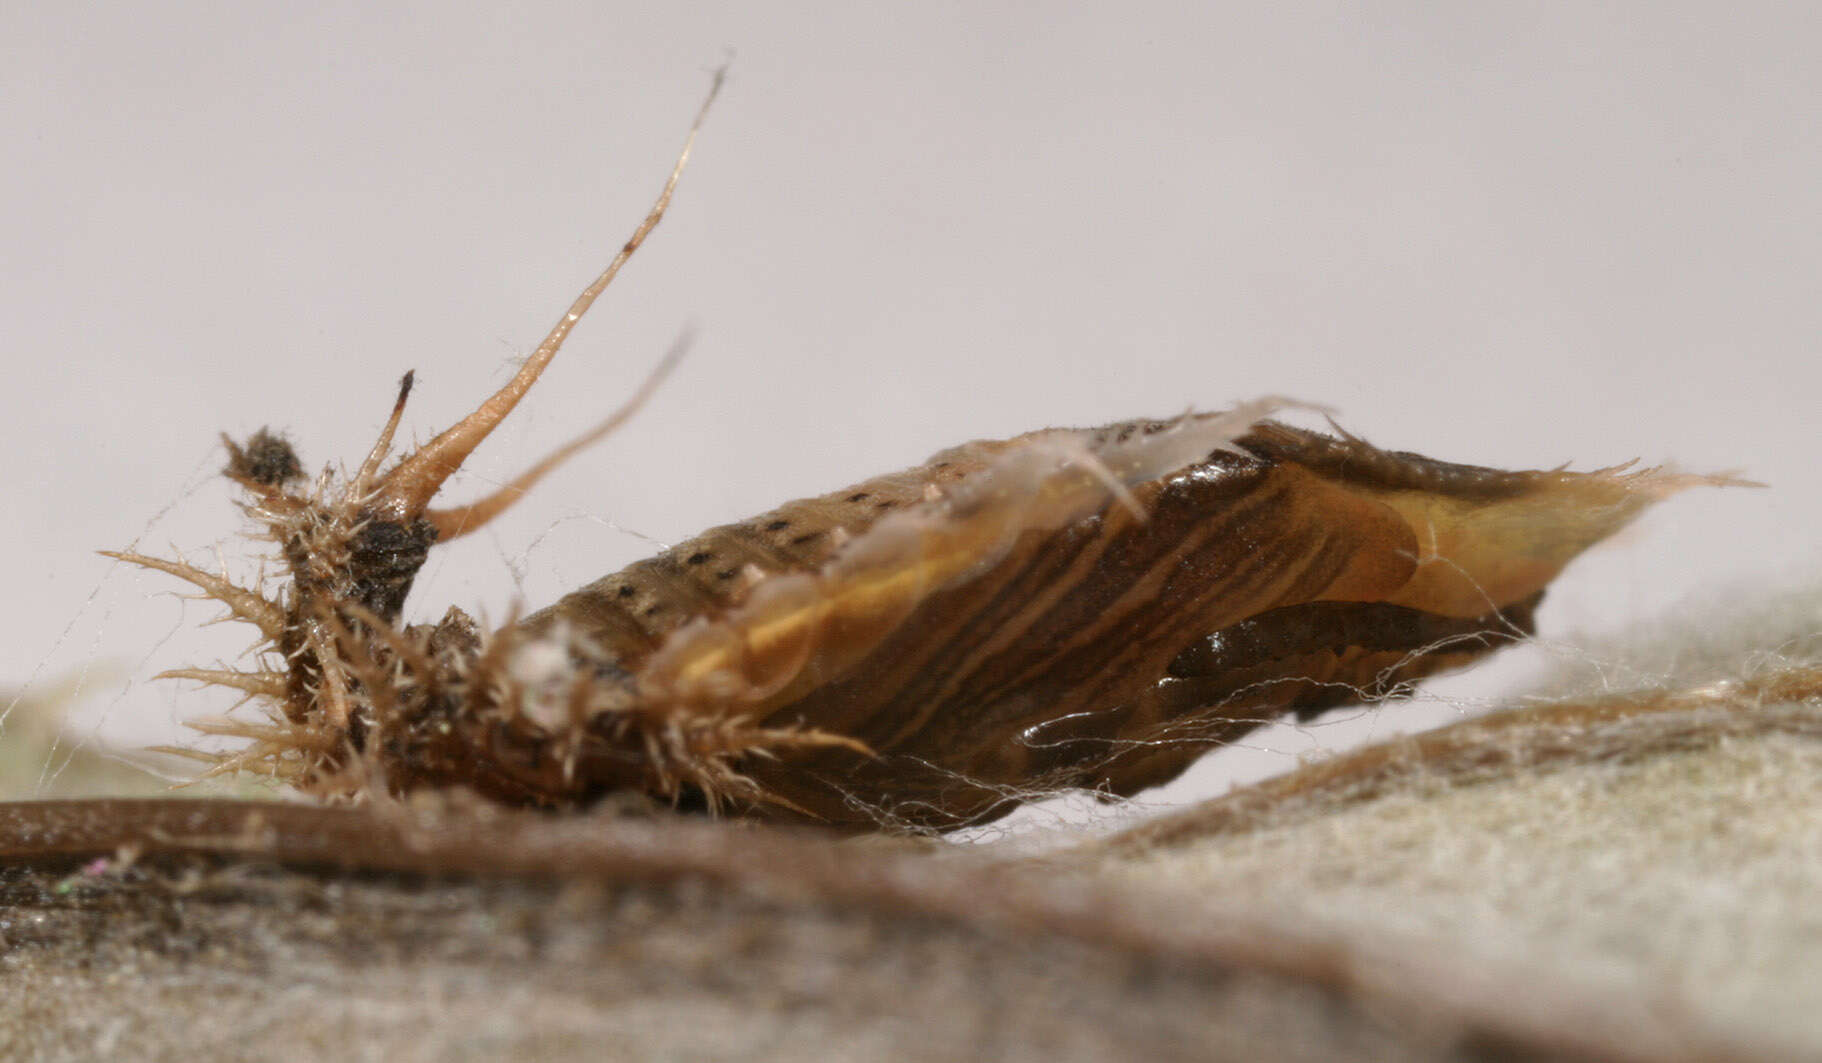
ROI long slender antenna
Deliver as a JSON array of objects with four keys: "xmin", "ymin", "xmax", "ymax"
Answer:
[
  {"xmin": 424, "ymin": 327, "xmax": 693, "ymax": 541},
  {"xmin": 370, "ymin": 66, "xmax": 727, "ymax": 522}
]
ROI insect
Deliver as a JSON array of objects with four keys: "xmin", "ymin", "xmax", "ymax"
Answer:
[{"xmin": 107, "ymin": 73, "xmax": 1725, "ymax": 833}]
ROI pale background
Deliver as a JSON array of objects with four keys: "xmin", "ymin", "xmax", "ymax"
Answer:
[{"xmin": 4, "ymin": 3, "xmax": 1813, "ymax": 829}]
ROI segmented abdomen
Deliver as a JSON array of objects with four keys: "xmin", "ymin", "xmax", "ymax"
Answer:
[
  {"xmin": 506, "ymin": 420, "xmax": 1625, "ymax": 830},
  {"xmin": 516, "ymin": 451, "xmax": 990, "ymax": 665}
]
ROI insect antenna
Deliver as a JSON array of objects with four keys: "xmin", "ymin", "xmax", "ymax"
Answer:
[
  {"xmin": 370, "ymin": 67, "xmax": 726, "ymax": 527},
  {"xmin": 425, "ymin": 328, "xmax": 692, "ymax": 542},
  {"xmin": 350, "ymin": 370, "xmax": 417, "ymax": 500}
]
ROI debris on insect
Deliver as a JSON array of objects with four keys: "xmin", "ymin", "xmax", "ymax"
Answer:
[{"xmin": 107, "ymin": 71, "xmax": 1747, "ymax": 833}]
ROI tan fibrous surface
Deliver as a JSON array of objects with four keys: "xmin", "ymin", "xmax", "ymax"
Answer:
[{"xmin": 6, "ymin": 645, "xmax": 1820, "ymax": 1061}]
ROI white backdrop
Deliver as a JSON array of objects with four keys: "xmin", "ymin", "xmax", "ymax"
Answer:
[{"xmin": 5, "ymin": 3, "xmax": 1814, "ymax": 827}]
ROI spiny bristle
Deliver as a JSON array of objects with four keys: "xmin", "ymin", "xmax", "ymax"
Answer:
[
  {"xmin": 155, "ymin": 668, "xmax": 288, "ymax": 698},
  {"xmin": 328, "ymin": 601, "xmax": 443, "ymax": 684},
  {"xmin": 150, "ymin": 740, "xmax": 302, "ymax": 783},
  {"xmin": 183, "ymin": 715, "xmax": 336, "ymax": 749},
  {"xmin": 191, "ymin": 746, "xmax": 298, "ymax": 783},
  {"xmin": 102, "ymin": 550, "xmax": 286, "ymax": 640}
]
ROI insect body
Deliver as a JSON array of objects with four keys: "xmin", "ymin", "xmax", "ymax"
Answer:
[
  {"xmin": 512, "ymin": 416, "xmax": 1682, "ymax": 830},
  {"xmin": 109, "ymin": 75, "xmax": 1720, "ymax": 832}
]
